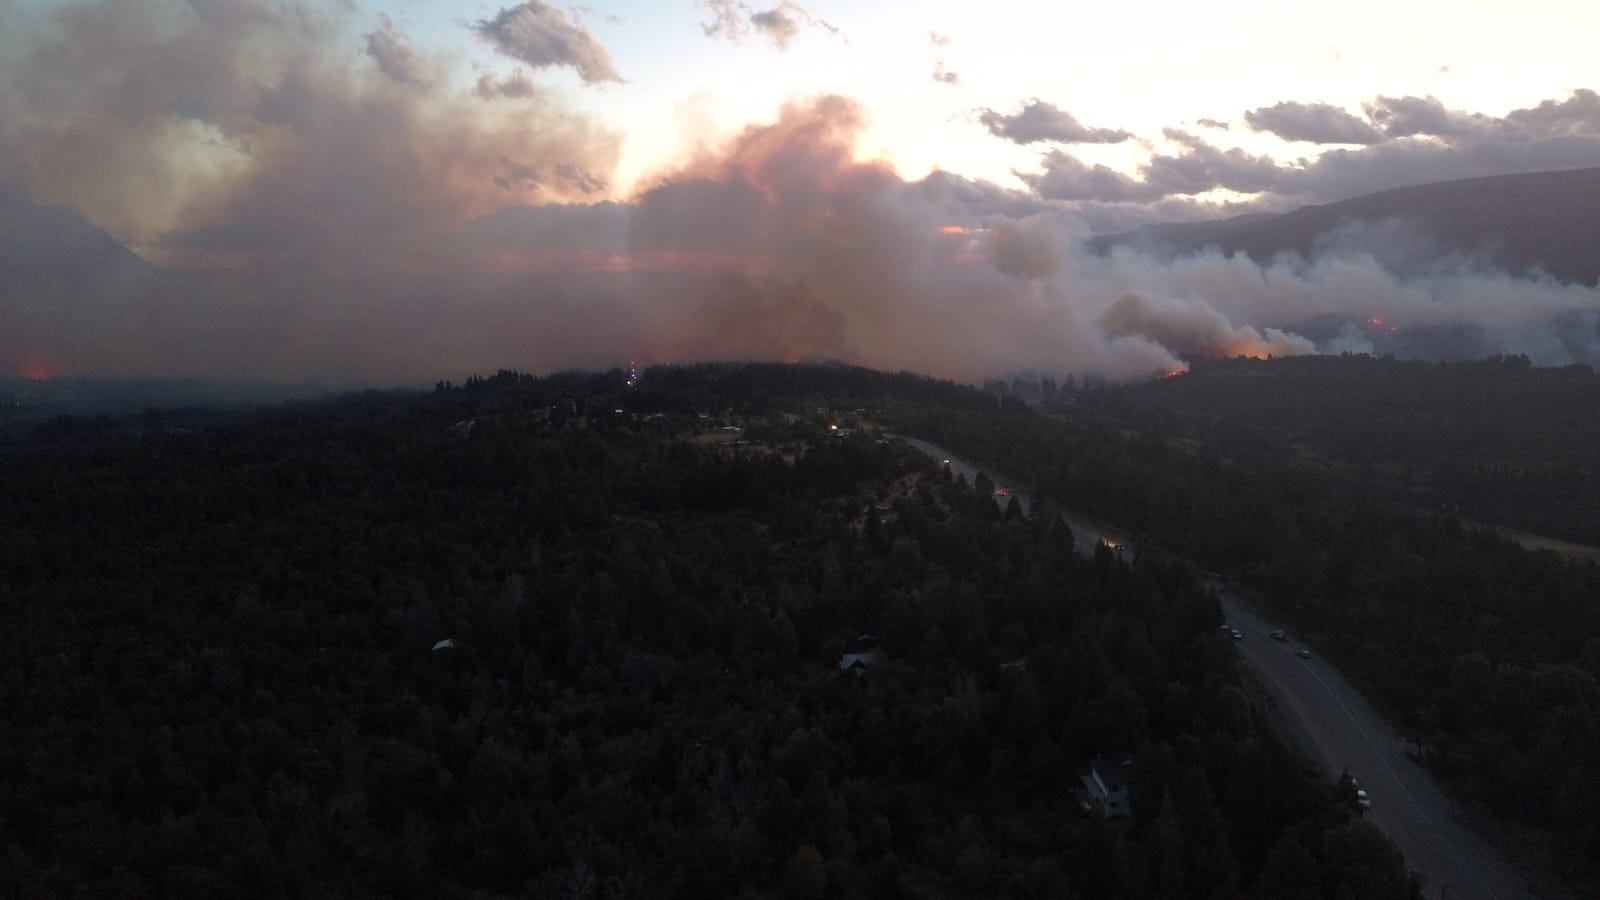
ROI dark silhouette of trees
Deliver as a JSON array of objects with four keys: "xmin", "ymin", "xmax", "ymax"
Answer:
[{"xmin": 0, "ymin": 362, "xmax": 1415, "ymax": 898}]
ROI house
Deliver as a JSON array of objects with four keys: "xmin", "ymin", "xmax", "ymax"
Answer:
[
  {"xmin": 837, "ymin": 651, "xmax": 881, "ymax": 674},
  {"xmin": 1080, "ymin": 756, "xmax": 1133, "ymax": 819}
]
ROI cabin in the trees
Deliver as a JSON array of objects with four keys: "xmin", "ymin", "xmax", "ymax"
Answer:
[{"xmin": 1081, "ymin": 756, "xmax": 1133, "ymax": 819}]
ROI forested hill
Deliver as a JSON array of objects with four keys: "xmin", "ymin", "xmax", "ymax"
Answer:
[
  {"xmin": 1106, "ymin": 354, "xmax": 1600, "ymax": 546},
  {"xmin": 1, "ymin": 364, "xmax": 1413, "ymax": 898},
  {"xmin": 897, "ymin": 360, "xmax": 1600, "ymax": 892}
]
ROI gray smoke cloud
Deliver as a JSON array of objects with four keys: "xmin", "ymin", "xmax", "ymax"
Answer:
[
  {"xmin": 977, "ymin": 100, "xmax": 1132, "ymax": 145},
  {"xmin": 474, "ymin": 69, "xmax": 541, "ymax": 100},
  {"xmin": 474, "ymin": 1, "xmax": 622, "ymax": 85},
  {"xmin": 1020, "ymin": 133, "xmax": 1289, "ymax": 204},
  {"xmin": 1245, "ymin": 101, "xmax": 1383, "ymax": 144},
  {"xmin": 2, "ymin": 2, "xmax": 1597, "ymax": 386},
  {"xmin": 929, "ymin": 32, "xmax": 958, "ymax": 85},
  {"xmin": 1011, "ymin": 90, "xmax": 1600, "ymax": 210},
  {"xmin": 366, "ymin": 15, "xmax": 433, "ymax": 89},
  {"xmin": 700, "ymin": 0, "xmax": 840, "ymax": 50}
]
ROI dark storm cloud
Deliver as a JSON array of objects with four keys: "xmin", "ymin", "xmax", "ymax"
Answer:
[
  {"xmin": 700, "ymin": 0, "xmax": 840, "ymax": 50},
  {"xmin": 1245, "ymin": 101, "xmax": 1382, "ymax": 144},
  {"xmin": 977, "ymin": 99, "xmax": 1132, "ymax": 145},
  {"xmin": 474, "ymin": 1, "xmax": 622, "ymax": 84}
]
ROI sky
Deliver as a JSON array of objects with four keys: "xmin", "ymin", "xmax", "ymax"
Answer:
[{"xmin": 2, "ymin": 0, "xmax": 1599, "ymax": 385}]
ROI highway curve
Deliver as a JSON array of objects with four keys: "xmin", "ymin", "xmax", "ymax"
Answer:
[
  {"xmin": 894, "ymin": 435, "xmax": 1547, "ymax": 899},
  {"xmin": 1219, "ymin": 590, "xmax": 1542, "ymax": 900}
]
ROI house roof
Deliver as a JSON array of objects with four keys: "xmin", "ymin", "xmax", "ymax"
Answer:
[
  {"xmin": 838, "ymin": 651, "xmax": 881, "ymax": 670},
  {"xmin": 1090, "ymin": 756, "xmax": 1133, "ymax": 789}
]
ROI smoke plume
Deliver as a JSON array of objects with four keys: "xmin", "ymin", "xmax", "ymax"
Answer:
[{"xmin": 2, "ymin": 1, "xmax": 1598, "ymax": 386}]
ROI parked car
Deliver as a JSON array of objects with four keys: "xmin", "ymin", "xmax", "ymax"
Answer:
[
  {"xmin": 1296, "ymin": 648, "xmax": 1312, "ymax": 659},
  {"xmin": 1270, "ymin": 630, "xmax": 1286, "ymax": 641},
  {"xmin": 1356, "ymin": 789, "xmax": 1371, "ymax": 809},
  {"xmin": 1230, "ymin": 629, "xmax": 1243, "ymax": 640}
]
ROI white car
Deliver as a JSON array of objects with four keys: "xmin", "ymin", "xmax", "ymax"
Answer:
[{"xmin": 1356, "ymin": 789, "xmax": 1371, "ymax": 809}]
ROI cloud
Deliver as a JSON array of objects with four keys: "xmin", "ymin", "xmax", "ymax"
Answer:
[
  {"xmin": 1021, "ymin": 134, "xmax": 1288, "ymax": 203},
  {"xmin": 474, "ymin": 1, "xmax": 621, "ymax": 85},
  {"xmin": 0, "ymin": 0, "xmax": 620, "ymax": 380},
  {"xmin": 3, "ymin": 9, "xmax": 1597, "ymax": 386},
  {"xmin": 1364, "ymin": 95, "xmax": 1496, "ymax": 138},
  {"xmin": 1245, "ymin": 101, "xmax": 1382, "ymax": 144},
  {"xmin": 1143, "ymin": 130, "xmax": 1291, "ymax": 196},
  {"xmin": 927, "ymin": 31, "xmax": 958, "ymax": 85},
  {"xmin": 1502, "ymin": 88, "xmax": 1600, "ymax": 136},
  {"xmin": 365, "ymin": 15, "xmax": 432, "ymax": 88},
  {"xmin": 474, "ymin": 69, "xmax": 540, "ymax": 100},
  {"xmin": 1018, "ymin": 151, "xmax": 1157, "ymax": 203},
  {"xmin": 977, "ymin": 99, "xmax": 1132, "ymax": 145},
  {"xmin": 1012, "ymin": 89, "xmax": 1600, "ymax": 211},
  {"xmin": 700, "ymin": 0, "xmax": 840, "ymax": 50}
]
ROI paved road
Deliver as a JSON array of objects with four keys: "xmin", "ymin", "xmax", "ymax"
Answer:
[
  {"xmin": 896, "ymin": 436, "xmax": 1131, "ymax": 560},
  {"xmin": 896, "ymin": 434, "xmax": 1543, "ymax": 899},
  {"xmin": 1219, "ymin": 591, "xmax": 1539, "ymax": 900}
]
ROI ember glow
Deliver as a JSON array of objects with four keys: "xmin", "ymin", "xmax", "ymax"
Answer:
[{"xmin": 20, "ymin": 354, "xmax": 54, "ymax": 382}]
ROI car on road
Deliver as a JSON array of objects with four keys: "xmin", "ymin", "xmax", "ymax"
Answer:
[
  {"xmin": 1270, "ymin": 630, "xmax": 1286, "ymax": 641},
  {"xmin": 1296, "ymin": 648, "xmax": 1312, "ymax": 659}
]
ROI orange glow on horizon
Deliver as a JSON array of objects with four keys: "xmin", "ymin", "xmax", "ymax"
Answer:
[{"xmin": 20, "ymin": 354, "xmax": 55, "ymax": 381}]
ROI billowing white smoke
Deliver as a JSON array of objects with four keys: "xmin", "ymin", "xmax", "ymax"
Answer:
[
  {"xmin": 1099, "ymin": 292, "xmax": 1316, "ymax": 359},
  {"xmin": 1, "ymin": 1, "xmax": 1596, "ymax": 384}
]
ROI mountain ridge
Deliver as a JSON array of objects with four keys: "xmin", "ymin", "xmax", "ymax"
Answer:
[{"xmin": 1092, "ymin": 166, "xmax": 1600, "ymax": 286}]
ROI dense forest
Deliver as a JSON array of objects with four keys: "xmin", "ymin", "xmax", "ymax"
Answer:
[
  {"xmin": 1099, "ymin": 354, "xmax": 1600, "ymax": 546},
  {"xmin": 894, "ymin": 358, "xmax": 1600, "ymax": 890},
  {"xmin": 0, "ymin": 365, "xmax": 1414, "ymax": 898}
]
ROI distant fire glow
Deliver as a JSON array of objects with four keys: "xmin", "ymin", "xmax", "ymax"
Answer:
[{"xmin": 21, "ymin": 355, "xmax": 53, "ymax": 381}]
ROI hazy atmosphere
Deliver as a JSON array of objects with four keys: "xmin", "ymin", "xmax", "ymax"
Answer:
[{"xmin": 4, "ymin": 0, "xmax": 1599, "ymax": 384}]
